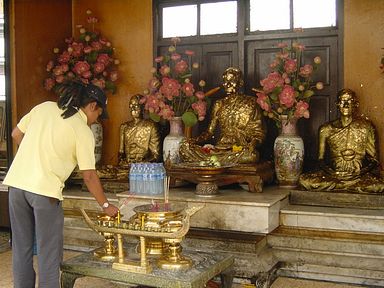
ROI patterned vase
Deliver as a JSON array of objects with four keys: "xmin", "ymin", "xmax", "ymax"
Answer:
[
  {"xmin": 90, "ymin": 122, "xmax": 103, "ymax": 165},
  {"xmin": 273, "ymin": 115, "xmax": 304, "ymax": 188},
  {"xmin": 163, "ymin": 117, "xmax": 184, "ymax": 163}
]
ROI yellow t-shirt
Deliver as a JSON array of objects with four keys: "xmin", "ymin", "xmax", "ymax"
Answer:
[{"xmin": 3, "ymin": 101, "xmax": 96, "ymax": 200}]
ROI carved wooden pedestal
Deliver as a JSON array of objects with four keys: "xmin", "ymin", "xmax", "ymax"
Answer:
[{"xmin": 167, "ymin": 161, "xmax": 274, "ymax": 195}]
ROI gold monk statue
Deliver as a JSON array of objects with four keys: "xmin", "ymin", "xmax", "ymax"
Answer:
[
  {"xmin": 118, "ymin": 94, "xmax": 161, "ymax": 166},
  {"xmin": 299, "ymin": 88, "xmax": 384, "ymax": 193},
  {"xmin": 93, "ymin": 95, "xmax": 161, "ymax": 181},
  {"xmin": 179, "ymin": 67, "xmax": 265, "ymax": 164}
]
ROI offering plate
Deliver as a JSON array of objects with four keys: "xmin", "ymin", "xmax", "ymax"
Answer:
[{"xmin": 171, "ymin": 163, "xmax": 235, "ymax": 196}]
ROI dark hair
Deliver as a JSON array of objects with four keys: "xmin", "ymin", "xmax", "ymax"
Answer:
[{"xmin": 57, "ymin": 82, "xmax": 103, "ymax": 119}]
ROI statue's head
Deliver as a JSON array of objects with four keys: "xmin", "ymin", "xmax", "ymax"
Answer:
[
  {"xmin": 222, "ymin": 67, "xmax": 244, "ymax": 95},
  {"xmin": 336, "ymin": 89, "xmax": 359, "ymax": 116},
  {"xmin": 129, "ymin": 94, "xmax": 143, "ymax": 119}
]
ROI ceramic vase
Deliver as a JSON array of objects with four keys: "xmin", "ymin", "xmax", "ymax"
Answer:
[
  {"xmin": 90, "ymin": 122, "xmax": 103, "ymax": 165},
  {"xmin": 163, "ymin": 117, "xmax": 184, "ymax": 163},
  {"xmin": 273, "ymin": 115, "xmax": 304, "ymax": 188}
]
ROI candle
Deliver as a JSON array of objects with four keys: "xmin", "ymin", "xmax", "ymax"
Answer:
[{"xmin": 164, "ymin": 176, "xmax": 170, "ymax": 204}]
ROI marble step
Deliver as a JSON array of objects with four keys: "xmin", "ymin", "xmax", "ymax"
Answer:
[
  {"xmin": 277, "ymin": 263, "xmax": 384, "ymax": 287},
  {"xmin": 268, "ymin": 227, "xmax": 384, "ymax": 286},
  {"xmin": 280, "ymin": 204, "xmax": 384, "ymax": 233}
]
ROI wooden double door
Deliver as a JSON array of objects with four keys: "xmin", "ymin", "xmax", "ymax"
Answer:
[{"xmin": 158, "ymin": 35, "xmax": 339, "ymax": 171}]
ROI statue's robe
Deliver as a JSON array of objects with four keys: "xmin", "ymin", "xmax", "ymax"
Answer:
[{"xmin": 299, "ymin": 118, "xmax": 384, "ymax": 193}]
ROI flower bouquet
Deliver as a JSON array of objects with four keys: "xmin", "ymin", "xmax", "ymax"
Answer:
[
  {"xmin": 140, "ymin": 37, "xmax": 209, "ymax": 127},
  {"xmin": 44, "ymin": 10, "xmax": 119, "ymax": 95},
  {"xmin": 254, "ymin": 42, "xmax": 323, "ymax": 126}
]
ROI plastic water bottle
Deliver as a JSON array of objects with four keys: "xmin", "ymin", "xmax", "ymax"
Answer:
[{"xmin": 129, "ymin": 164, "xmax": 136, "ymax": 193}]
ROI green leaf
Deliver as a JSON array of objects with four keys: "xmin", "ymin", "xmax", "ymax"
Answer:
[
  {"xmin": 105, "ymin": 81, "xmax": 116, "ymax": 94},
  {"xmin": 303, "ymin": 90, "xmax": 314, "ymax": 98},
  {"xmin": 85, "ymin": 51, "xmax": 98, "ymax": 63},
  {"xmin": 182, "ymin": 111, "xmax": 198, "ymax": 127},
  {"xmin": 149, "ymin": 112, "xmax": 161, "ymax": 122}
]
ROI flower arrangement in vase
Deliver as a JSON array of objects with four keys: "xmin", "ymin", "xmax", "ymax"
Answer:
[
  {"xmin": 253, "ymin": 42, "xmax": 323, "ymax": 127},
  {"xmin": 43, "ymin": 10, "xmax": 119, "ymax": 166},
  {"xmin": 254, "ymin": 42, "xmax": 323, "ymax": 187},
  {"xmin": 140, "ymin": 37, "xmax": 209, "ymax": 128},
  {"xmin": 44, "ymin": 10, "xmax": 119, "ymax": 95}
]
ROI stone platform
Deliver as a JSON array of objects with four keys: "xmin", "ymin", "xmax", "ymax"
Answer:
[
  {"xmin": 62, "ymin": 185, "xmax": 384, "ymax": 286},
  {"xmin": 290, "ymin": 189, "xmax": 384, "ymax": 209}
]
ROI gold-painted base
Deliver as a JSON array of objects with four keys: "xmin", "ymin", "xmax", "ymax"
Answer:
[
  {"xmin": 93, "ymin": 248, "xmax": 118, "ymax": 261},
  {"xmin": 112, "ymin": 261, "xmax": 152, "ymax": 274},
  {"xmin": 157, "ymin": 255, "xmax": 193, "ymax": 270},
  {"xmin": 136, "ymin": 238, "xmax": 165, "ymax": 255}
]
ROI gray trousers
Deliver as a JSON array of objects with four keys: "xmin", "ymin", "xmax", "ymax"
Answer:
[{"xmin": 9, "ymin": 187, "xmax": 63, "ymax": 288}]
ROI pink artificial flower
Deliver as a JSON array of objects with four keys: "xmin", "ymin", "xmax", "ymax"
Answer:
[
  {"xmin": 277, "ymin": 43, "xmax": 288, "ymax": 48},
  {"xmin": 299, "ymin": 64, "xmax": 313, "ymax": 78},
  {"xmin": 284, "ymin": 59, "xmax": 297, "ymax": 74},
  {"xmin": 142, "ymin": 94, "xmax": 161, "ymax": 113},
  {"xmin": 44, "ymin": 78, "xmax": 55, "ymax": 90},
  {"xmin": 260, "ymin": 72, "xmax": 284, "ymax": 93},
  {"xmin": 91, "ymin": 41, "xmax": 102, "ymax": 50},
  {"xmin": 171, "ymin": 53, "xmax": 181, "ymax": 61},
  {"xmin": 87, "ymin": 16, "xmax": 98, "ymax": 24},
  {"xmin": 256, "ymin": 93, "xmax": 271, "ymax": 112},
  {"xmin": 160, "ymin": 77, "xmax": 181, "ymax": 100},
  {"xmin": 158, "ymin": 104, "xmax": 175, "ymax": 120},
  {"xmin": 55, "ymin": 75, "xmax": 65, "ymax": 83},
  {"xmin": 82, "ymin": 70, "xmax": 92, "ymax": 79},
  {"xmin": 53, "ymin": 66, "xmax": 64, "ymax": 76},
  {"xmin": 181, "ymin": 82, "xmax": 194, "ymax": 96},
  {"xmin": 277, "ymin": 52, "xmax": 289, "ymax": 59},
  {"xmin": 93, "ymin": 62, "xmax": 105, "ymax": 74},
  {"xmin": 109, "ymin": 71, "xmax": 118, "ymax": 82},
  {"xmin": 185, "ymin": 50, "xmax": 195, "ymax": 56},
  {"xmin": 73, "ymin": 61, "xmax": 90, "ymax": 75},
  {"xmin": 46, "ymin": 60, "xmax": 54, "ymax": 72},
  {"xmin": 270, "ymin": 60, "xmax": 279, "ymax": 69},
  {"xmin": 61, "ymin": 64, "xmax": 69, "ymax": 73},
  {"xmin": 279, "ymin": 85, "xmax": 296, "ymax": 108},
  {"xmin": 65, "ymin": 37, "xmax": 74, "ymax": 44},
  {"xmin": 174, "ymin": 60, "xmax": 188, "ymax": 74},
  {"xmin": 294, "ymin": 100, "xmax": 310, "ymax": 119},
  {"xmin": 159, "ymin": 65, "xmax": 170, "ymax": 76},
  {"xmin": 83, "ymin": 46, "xmax": 93, "ymax": 54},
  {"xmin": 97, "ymin": 54, "xmax": 111, "ymax": 65},
  {"xmin": 154, "ymin": 56, "xmax": 164, "ymax": 63},
  {"xmin": 195, "ymin": 91, "xmax": 205, "ymax": 100},
  {"xmin": 99, "ymin": 37, "xmax": 108, "ymax": 45},
  {"xmin": 91, "ymin": 78, "xmax": 106, "ymax": 89},
  {"xmin": 58, "ymin": 51, "xmax": 71, "ymax": 64},
  {"xmin": 192, "ymin": 100, "xmax": 207, "ymax": 121},
  {"xmin": 71, "ymin": 42, "xmax": 84, "ymax": 57}
]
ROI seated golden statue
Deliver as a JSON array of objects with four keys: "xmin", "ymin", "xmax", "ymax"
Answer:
[
  {"xmin": 299, "ymin": 88, "xmax": 384, "ymax": 193},
  {"xmin": 95, "ymin": 94, "xmax": 161, "ymax": 181},
  {"xmin": 118, "ymin": 94, "xmax": 161, "ymax": 166},
  {"xmin": 179, "ymin": 67, "xmax": 266, "ymax": 164}
]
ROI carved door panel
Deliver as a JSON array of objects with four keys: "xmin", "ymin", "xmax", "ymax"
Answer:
[{"xmin": 245, "ymin": 36, "xmax": 338, "ymax": 170}]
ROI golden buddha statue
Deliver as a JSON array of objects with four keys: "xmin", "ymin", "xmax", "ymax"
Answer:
[
  {"xmin": 93, "ymin": 95, "xmax": 160, "ymax": 182},
  {"xmin": 179, "ymin": 67, "xmax": 266, "ymax": 164},
  {"xmin": 118, "ymin": 94, "xmax": 161, "ymax": 166},
  {"xmin": 299, "ymin": 88, "xmax": 384, "ymax": 193}
]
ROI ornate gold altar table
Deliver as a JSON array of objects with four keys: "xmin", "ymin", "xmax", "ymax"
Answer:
[
  {"xmin": 61, "ymin": 249, "xmax": 234, "ymax": 288},
  {"xmin": 167, "ymin": 161, "xmax": 274, "ymax": 195}
]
